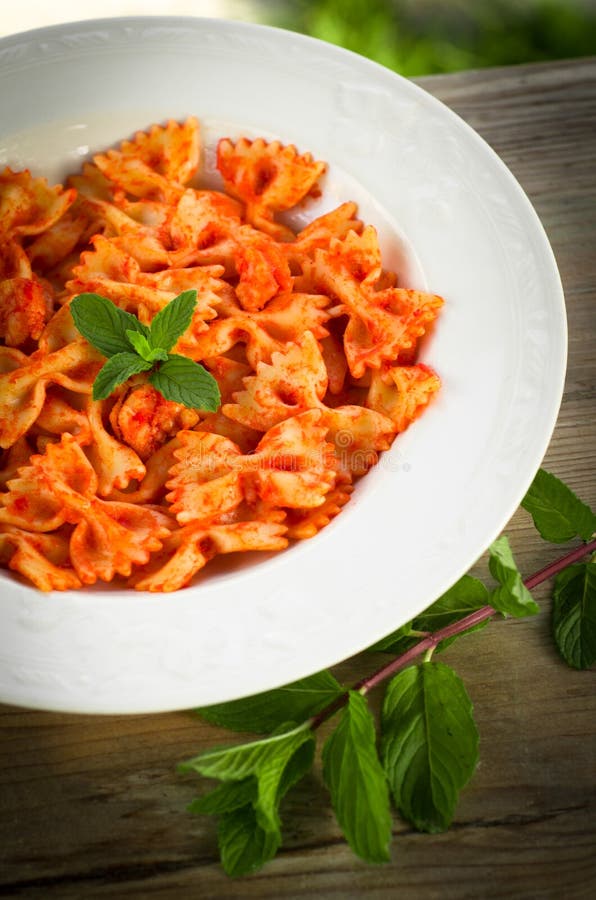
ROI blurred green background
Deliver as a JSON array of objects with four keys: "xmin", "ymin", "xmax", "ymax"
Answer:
[{"xmin": 256, "ymin": 0, "xmax": 596, "ymax": 75}]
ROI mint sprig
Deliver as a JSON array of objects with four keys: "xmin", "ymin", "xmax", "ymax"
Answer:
[
  {"xmin": 179, "ymin": 468, "xmax": 596, "ymax": 877},
  {"xmin": 522, "ymin": 468, "xmax": 596, "ymax": 543},
  {"xmin": 92, "ymin": 352, "xmax": 153, "ymax": 398},
  {"xmin": 552, "ymin": 560, "xmax": 596, "ymax": 669},
  {"xmin": 488, "ymin": 535, "xmax": 540, "ymax": 617},
  {"xmin": 70, "ymin": 290, "xmax": 220, "ymax": 410},
  {"xmin": 70, "ymin": 291, "xmax": 150, "ymax": 357},
  {"xmin": 179, "ymin": 723, "xmax": 315, "ymax": 876},
  {"xmin": 322, "ymin": 691, "xmax": 392, "ymax": 863},
  {"xmin": 381, "ymin": 662, "xmax": 479, "ymax": 833}
]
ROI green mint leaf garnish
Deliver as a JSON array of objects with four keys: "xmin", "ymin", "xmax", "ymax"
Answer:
[
  {"xmin": 381, "ymin": 662, "xmax": 479, "ymax": 833},
  {"xmin": 488, "ymin": 535, "xmax": 539, "ymax": 617},
  {"xmin": 148, "ymin": 289, "xmax": 198, "ymax": 352},
  {"xmin": 276, "ymin": 735, "xmax": 317, "ymax": 797},
  {"xmin": 322, "ymin": 691, "xmax": 392, "ymax": 863},
  {"xmin": 197, "ymin": 670, "xmax": 344, "ymax": 734},
  {"xmin": 92, "ymin": 352, "xmax": 152, "ymax": 400},
  {"xmin": 149, "ymin": 354, "xmax": 221, "ymax": 411},
  {"xmin": 522, "ymin": 468, "xmax": 596, "ymax": 543},
  {"xmin": 70, "ymin": 292, "xmax": 150, "ymax": 357},
  {"xmin": 70, "ymin": 291, "xmax": 221, "ymax": 411},
  {"xmin": 412, "ymin": 574, "xmax": 490, "ymax": 651},
  {"xmin": 217, "ymin": 804, "xmax": 280, "ymax": 877},
  {"xmin": 179, "ymin": 724, "xmax": 314, "ymax": 839},
  {"xmin": 213, "ymin": 733, "xmax": 315, "ymax": 878},
  {"xmin": 188, "ymin": 778, "xmax": 257, "ymax": 816},
  {"xmin": 175, "ymin": 466, "xmax": 595, "ymax": 876},
  {"xmin": 125, "ymin": 329, "xmax": 168, "ymax": 363},
  {"xmin": 415, "ymin": 575, "xmax": 490, "ymax": 631},
  {"xmin": 552, "ymin": 561, "xmax": 596, "ymax": 669}
]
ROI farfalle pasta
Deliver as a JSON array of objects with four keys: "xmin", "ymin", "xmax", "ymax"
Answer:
[{"xmin": 0, "ymin": 118, "xmax": 443, "ymax": 591}]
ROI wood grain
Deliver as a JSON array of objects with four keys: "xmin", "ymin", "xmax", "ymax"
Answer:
[{"xmin": 1, "ymin": 58, "xmax": 595, "ymax": 899}]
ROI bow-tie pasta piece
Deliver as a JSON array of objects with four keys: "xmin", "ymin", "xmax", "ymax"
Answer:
[
  {"xmin": 223, "ymin": 331, "xmax": 328, "ymax": 431},
  {"xmin": 183, "ymin": 314, "xmax": 285, "ymax": 369},
  {"xmin": 109, "ymin": 437, "xmax": 182, "ymax": 505},
  {"xmin": 34, "ymin": 391, "xmax": 91, "ymax": 447},
  {"xmin": 169, "ymin": 189, "xmax": 243, "ymax": 258},
  {"xmin": 68, "ymin": 235, "xmax": 224, "ymax": 336},
  {"xmin": 118, "ymin": 118, "xmax": 200, "ymax": 186},
  {"xmin": 85, "ymin": 399, "xmax": 146, "ymax": 495},
  {"xmin": 67, "ymin": 235, "xmax": 173, "ymax": 316},
  {"xmin": 167, "ymin": 409, "xmax": 337, "ymax": 527},
  {"xmin": 252, "ymin": 291, "xmax": 331, "ymax": 343},
  {"xmin": 249, "ymin": 409, "xmax": 338, "ymax": 510},
  {"xmin": 0, "ymin": 239, "xmax": 52, "ymax": 347},
  {"xmin": 0, "ymin": 460, "xmax": 68, "ymax": 533},
  {"xmin": 283, "ymin": 202, "xmax": 364, "ymax": 275},
  {"xmin": 0, "ymin": 436, "xmax": 169, "ymax": 584},
  {"xmin": 36, "ymin": 303, "xmax": 83, "ymax": 354},
  {"xmin": 285, "ymin": 484, "xmax": 354, "ymax": 540},
  {"xmin": 217, "ymin": 137, "xmax": 326, "ymax": 241},
  {"xmin": 71, "ymin": 197, "xmax": 172, "ymax": 270},
  {"xmin": 0, "ymin": 526, "xmax": 81, "ymax": 591},
  {"xmin": 233, "ymin": 225, "xmax": 293, "ymax": 311},
  {"xmin": 307, "ymin": 241, "xmax": 443, "ymax": 378},
  {"xmin": 222, "ymin": 331, "xmax": 395, "ymax": 477},
  {"xmin": 0, "ymin": 341, "xmax": 102, "ymax": 449},
  {"xmin": 0, "ymin": 437, "xmax": 32, "ymax": 490},
  {"xmin": 25, "ymin": 204, "xmax": 93, "ymax": 280},
  {"xmin": 166, "ymin": 431, "xmax": 245, "ymax": 525},
  {"xmin": 367, "ymin": 364, "xmax": 442, "ymax": 433},
  {"xmin": 93, "ymin": 118, "xmax": 200, "ymax": 203},
  {"xmin": 0, "ymin": 167, "xmax": 76, "ymax": 237},
  {"xmin": 130, "ymin": 520, "xmax": 288, "ymax": 593}
]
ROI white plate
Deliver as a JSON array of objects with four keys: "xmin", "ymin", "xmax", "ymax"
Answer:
[{"xmin": 0, "ymin": 17, "xmax": 566, "ymax": 714}]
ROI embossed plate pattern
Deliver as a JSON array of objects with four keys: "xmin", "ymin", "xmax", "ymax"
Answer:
[{"xmin": 0, "ymin": 17, "xmax": 566, "ymax": 713}]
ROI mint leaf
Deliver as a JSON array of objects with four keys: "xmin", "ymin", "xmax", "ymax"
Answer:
[
  {"xmin": 126, "ymin": 329, "xmax": 168, "ymax": 363},
  {"xmin": 70, "ymin": 292, "xmax": 150, "ymax": 357},
  {"xmin": 370, "ymin": 575, "xmax": 490, "ymax": 655},
  {"xmin": 488, "ymin": 535, "xmax": 539, "ymax": 617},
  {"xmin": 149, "ymin": 289, "xmax": 197, "ymax": 352},
  {"xmin": 381, "ymin": 662, "xmax": 479, "ymax": 833},
  {"xmin": 552, "ymin": 561, "xmax": 596, "ymax": 669},
  {"xmin": 197, "ymin": 671, "xmax": 344, "ymax": 734},
  {"xmin": 149, "ymin": 354, "xmax": 220, "ymax": 411},
  {"xmin": 185, "ymin": 732, "xmax": 315, "ymax": 877},
  {"xmin": 188, "ymin": 778, "xmax": 257, "ymax": 816},
  {"xmin": 414, "ymin": 574, "xmax": 491, "ymax": 650},
  {"xmin": 179, "ymin": 724, "xmax": 314, "ymax": 837},
  {"xmin": 218, "ymin": 804, "xmax": 280, "ymax": 877},
  {"xmin": 415, "ymin": 575, "xmax": 489, "ymax": 631},
  {"xmin": 522, "ymin": 468, "xmax": 596, "ymax": 543},
  {"xmin": 322, "ymin": 691, "xmax": 392, "ymax": 863},
  {"xmin": 71, "ymin": 291, "xmax": 220, "ymax": 409},
  {"xmin": 277, "ymin": 736, "xmax": 316, "ymax": 798},
  {"xmin": 92, "ymin": 352, "xmax": 152, "ymax": 400}
]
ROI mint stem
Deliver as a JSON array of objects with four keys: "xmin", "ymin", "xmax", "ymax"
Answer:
[{"xmin": 310, "ymin": 538, "xmax": 596, "ymax": 730}]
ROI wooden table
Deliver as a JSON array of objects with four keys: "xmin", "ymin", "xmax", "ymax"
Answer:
[{"xmin": 1, "ymin": 57, "xmax": 594, "ymax": 899}]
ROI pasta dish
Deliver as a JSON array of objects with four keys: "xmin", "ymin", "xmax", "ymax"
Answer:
[{"xmin": 0, "ymin": 118, "xmax": 443, "ymax": 591}]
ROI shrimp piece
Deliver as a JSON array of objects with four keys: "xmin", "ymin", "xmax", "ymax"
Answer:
[{"xmin": 110, "ymin": 384, "xmax": 199, "ymax": 461}]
